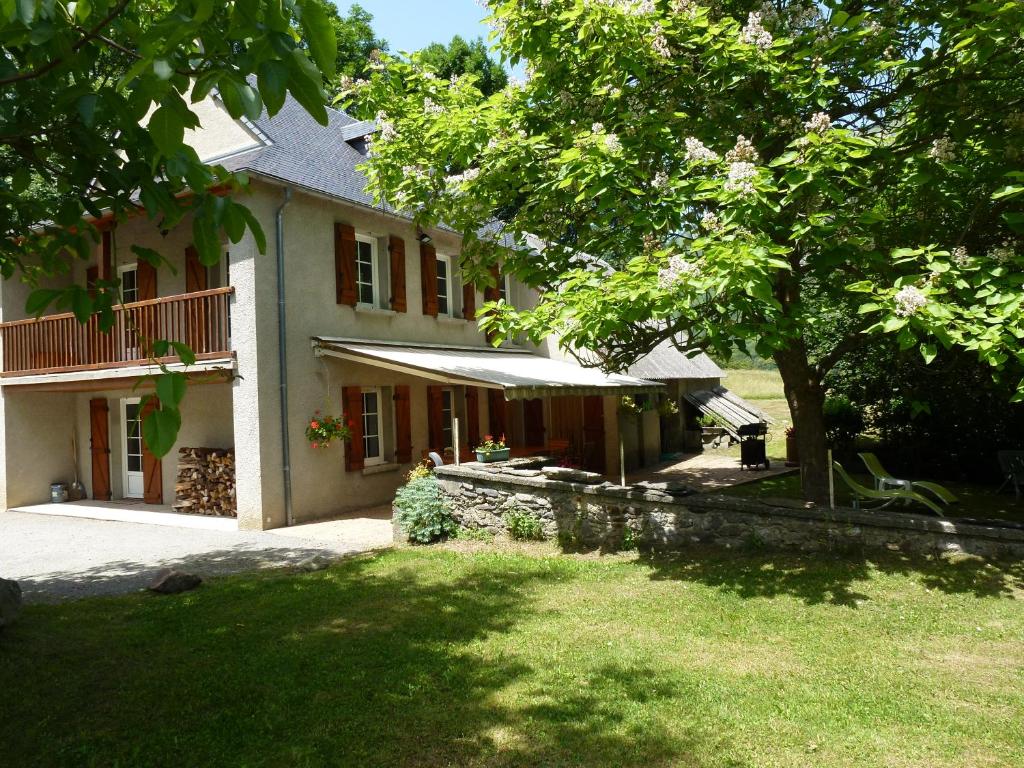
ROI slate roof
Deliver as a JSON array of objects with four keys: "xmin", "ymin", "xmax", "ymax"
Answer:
[
  {"xmin": 219, "ymin": 93, "xmax": 393, "ymax": 215},
  {"xmin": 625, "ymin": 337, "xmax": 724, "ymax": 381}
]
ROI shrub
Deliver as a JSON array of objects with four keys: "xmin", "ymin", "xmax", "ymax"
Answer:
[
  {"xmin": 504, "ymin": 507, "xmax": 546, "ymax": 541},
  {"xmin": 405, "ymin": 462, "xmax": 432, "ymax": 483},
  {"xmin": 823, "ymin": 395, "xmax": 864, "ymax": 450},
  {"xmin": 394, "ymin": 475, "xmax": 457, "ymax": 544}
]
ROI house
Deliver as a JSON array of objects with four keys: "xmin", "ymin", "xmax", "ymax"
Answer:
[
  {"xmin": 625, "ymin": 338, "xmax": 725, "ymax": 459},
  {"xmin": 0, "ymin": 92, "xmax": 671, "ymax": 531}
]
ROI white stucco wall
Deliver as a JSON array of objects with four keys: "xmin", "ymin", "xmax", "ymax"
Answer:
[{"xmin": 0, "ymin": 390, "xmax": 78, "ymax": 508}]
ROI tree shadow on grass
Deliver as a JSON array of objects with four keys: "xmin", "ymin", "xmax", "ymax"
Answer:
[
  {"xmin": 0, "ymin": 550, "xmax": 739, "ymax": 768},
  {"xmin": 638, "ymin": 545, "xmax": 1024, "ymax": 607}
]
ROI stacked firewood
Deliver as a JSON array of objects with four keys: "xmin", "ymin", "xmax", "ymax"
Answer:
[{"xmin": 173, "ymin": 447, "xmax": 237, "ymax": 517}]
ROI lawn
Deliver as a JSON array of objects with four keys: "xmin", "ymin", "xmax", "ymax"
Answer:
[
  {"xmin": 2, "ymin": 546, "xmax": 1022, "ymax": 767},
  {"xmin": 721, "ymin": 367, "xmax": 792, "ymax": 460}
]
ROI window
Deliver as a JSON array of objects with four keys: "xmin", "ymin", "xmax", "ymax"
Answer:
[
  {"xmin": 498, "ymin": 271, "xmax": 510, "ymax": 303},
  {"xmin": 119, "ymin": 264, "xmax": 138, "ymax": 304},
  {"xmin": 361, "ymin": 388, "xmax": 383, "ymax": 465},
  {"xmin": 441, "ymin": 388, "xmax": 454, "ymax": 450},
  {"xmin": 436, "ymin": 254, "xmax": 452, "ymax": 316},
  {"xmin": 355, "ymin": 235, "xmax": 378, "ymax": 306}
]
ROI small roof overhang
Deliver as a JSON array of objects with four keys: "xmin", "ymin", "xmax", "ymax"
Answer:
[{"xmin": 313, "ymin": 338, "xmax": 662, "ymax": 400}]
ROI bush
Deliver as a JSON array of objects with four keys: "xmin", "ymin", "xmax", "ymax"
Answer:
[
  {"xmin": 504, "ymin": 508, "xmax": 546, "ymax": 541},
  {"xmin": 394, "ymin": 475, "xmax": 457, "ymax": 544},
  {"xmin": 823, "ymin": 395, "xmax": 864, "ymax": 450}
]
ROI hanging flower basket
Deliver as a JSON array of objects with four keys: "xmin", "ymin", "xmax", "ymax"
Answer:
[{"xmin": 305, "ymin": 411, "xmax": 352, "ymax": 449}]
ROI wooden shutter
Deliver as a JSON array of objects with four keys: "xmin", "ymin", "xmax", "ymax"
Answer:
[
  {"xmin": 583, "ymin": 395, "xmax": 607, "ymax": 473},
  {"xmin": 484, "ymin": 264, "xmax": 501, "ymax": 303},
  {"xmin": 335, "ymin": 223, "xmax": 358, "ymax": 306},
  {"xmin": 140, "ymin": 399, "xmax": 163, "ymax": 505},
  {"xmin": 389, "ymin": 235, "xmax": 407, "ymax": 312},
  {"xmin": 137, "ymin": 259, "xmax": 157, "ymax": 301},
  {"xmin": 394, "ymin": 385, "xmax": 412, "ymax": 463},
  {"xmin": 420, "ymin": 242, "xmax": 438, "ymax": 317},
  {"xmin": 89, "ymin": 399, "xmax": 111, "ymax": 500},
  {"xmin": 488, "ymin": 389, "xmax": 508, "ymax": 441},
  {"xmin": 466, "ymin": 387, "xmax": 481, "ymax": 449},
  {"xmin": 342, "ymin": 386, "xmax": 364, "ymax": 471},
  {"xmin": 99, "ymin": 229, "xmax": 113, "ymax": 281},
  {"xmin": 524, "ymin": 398, "xmax": 546, "ymax": 447},
  {"xmin": 462, "ymin": 279, "xmax": 476, "ymax": 321},
  {"xmin": 185, "ymin": 245, "xmax": 208, "ymax": 292},
  {"xmin": 427, "ymin": 385, "xmax": 444, "ymax": 452}
]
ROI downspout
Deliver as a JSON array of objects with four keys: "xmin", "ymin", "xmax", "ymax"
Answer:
[{"xmin": 276, "ymin": 187, "xmax": 294, "ymax": 526}]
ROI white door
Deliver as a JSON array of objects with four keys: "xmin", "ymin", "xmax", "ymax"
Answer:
[{"xmin": 121, "ymin": 398, "xmax": 144, "ymax": 499}]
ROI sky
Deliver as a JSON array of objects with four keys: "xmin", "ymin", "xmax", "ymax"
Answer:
[{"xmin": 341, "ymin": 0, "xmax": 496, "ymax": 57}]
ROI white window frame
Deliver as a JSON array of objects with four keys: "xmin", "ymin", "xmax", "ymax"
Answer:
[
  {"xmin": 361, "ymin": 387, "xmax": 385, "ymax": 466},
  {"xmin": 436, "ymin": 253, "xmax": 453, "ymax": 317},
  {"xmin": 441, "ymin": 388, "xmax": 454, "ymax": 451},
  {"xmin": 120, "ymin": 397, "xmax": 145, "ymax": 499},
  {"xmin": 118, "ymin": 263, "xmax": 139, "ymax": 305},
  {"xmin": 355, "ymin": 233, "xmax": 380, "ymax": 308},
  {"xmin": 498, "ymin": 271, "xmax": 511, "ymax": 303}
]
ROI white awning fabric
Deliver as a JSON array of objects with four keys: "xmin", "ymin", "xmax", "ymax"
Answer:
[{"xmin": 313, "ymin": 337, "xmax": 662, "ymax": 400}]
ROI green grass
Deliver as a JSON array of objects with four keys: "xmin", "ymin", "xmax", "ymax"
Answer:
[
  {"xmin": 722, "ymin": 368, "xmax": 787, "ymax": 400},
  {"xmin": 2, "ymin": 547, "xmax": 1023, "ymax": 767},
  {"xmin": 728, "ymin": 470, "xmax": 1024, "ymax": 523}
]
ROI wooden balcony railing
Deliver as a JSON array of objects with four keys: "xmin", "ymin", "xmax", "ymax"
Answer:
[{"xmin": 0, "ymin": 287, "xmax": 234, "ymax": 377}]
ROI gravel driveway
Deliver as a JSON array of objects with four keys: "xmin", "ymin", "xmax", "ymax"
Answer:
[{"xmin": 0, "ymin": 510, "xmax": 393, "ymax": 603}]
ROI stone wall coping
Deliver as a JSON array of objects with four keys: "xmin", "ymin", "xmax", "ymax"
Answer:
[{"xmin": 435, "ymin": 464, "xmax": 1024, "ymax": 545}]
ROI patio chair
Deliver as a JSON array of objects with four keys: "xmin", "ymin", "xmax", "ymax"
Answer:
[
  {"xmin": 996, "ymin": 450, "xmax": 1024, "ymax": 500},
  {"xmin": 857, "ymin": 452, "xmax": 958, "ymax": 506},
  {"xmin": 832, "ymin": 461, "xmax": 945, "ymax": 516}
]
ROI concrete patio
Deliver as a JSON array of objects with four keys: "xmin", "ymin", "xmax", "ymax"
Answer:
[
  {"xmin": 0, "ymin": 506, "xmax": 394, "ymax": 603},
  {"xmin": 628, "ymin": 449, "xmax": 796, "ymax": 491}
]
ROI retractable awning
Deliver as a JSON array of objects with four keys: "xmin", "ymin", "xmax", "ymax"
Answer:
[{"xmin": 313, "ymin": 337, "xmax": 662, "ymax": 400}]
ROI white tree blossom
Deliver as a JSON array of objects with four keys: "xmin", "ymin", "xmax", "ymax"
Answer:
[
  {"xmin": 740, "ymin": 12, "xmax": 773, "ymax": 50},
  {"xmin": 684, "ymin": 137, "xmax": 719, "ymax": 164},
  {"xmin": 894, "ymin": 285, "xmax": 927, "ymax": 317}
]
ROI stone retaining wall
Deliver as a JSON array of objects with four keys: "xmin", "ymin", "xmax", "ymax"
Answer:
[{"xmin": 433, "ymin": 464, "xmax": 1024, "ymax": 559}]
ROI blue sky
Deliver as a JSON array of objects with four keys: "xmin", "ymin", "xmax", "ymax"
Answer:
[{"xmin": 339, "ymin": 1, "xmax": 496, "ymax": 57}]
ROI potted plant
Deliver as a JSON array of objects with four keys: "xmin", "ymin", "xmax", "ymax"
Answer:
[
  {"xmin": 305, "ymin": 410, "xmax": 352, "ymax": 449},
  {"xmin": 785, "ymin": 426, "xmax": 799, "ymax": 466},
  {"xmin": 475, "ymin": 434, "xmax": 510, "ymax": 463},
  {"xmin": 698, "ymin": 413, "xmax": 727, "ymax": 444}
]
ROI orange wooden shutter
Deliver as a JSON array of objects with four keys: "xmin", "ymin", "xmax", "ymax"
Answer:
[
  {"xmin": 137, "ymin": 259, "xmax": 157, "ymax": 301},
  {"xmin": 389, "ymin": 235, "xmax": 407, "ymax": 312},
  {"xmin": 427, "ymin": 385, "xmax": 444, "ymax": 452},
  {"xmin": 89, "ymin": 398, "xmax": 111, "ymax": 500},
  {"xmin": 342, "ymin": 386, "xmax": 364, "ymax": 471},
  {"xmin": 484, "ymin": 264, "xmax": 501, "ymax": 303},
  {"xmin": 466, "ymin": 387, "xmax": 481, "ymax": 449},
  {"xmin": 99, "ymin": 229, "xmax": 113, "ymax": 281},
  {"xmin": 462, "ymin": 277, "xmax": 476, "ymax": 321},
  {"xmin": 185, "ymin": 246, "xmax": 208, "ymax": 292},
  {"xmin": 335, "ymin": 223, "xmax": 358, "ymax": 306},
  {"xmin": 487, "ymin": 389, "xmax": 507, "ymax": 440},
  {"xmin": 394, "ymin": 385, "xmax": 412, "ymax": 463},
  {"xmin": 141, "ymin": 399, "xmax": 163, "ymax": 504},
  {"xmin": 420, "ymin": 242, "xmax": 438, "ymax": 317}
]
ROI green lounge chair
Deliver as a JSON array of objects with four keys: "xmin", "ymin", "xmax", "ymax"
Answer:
[
  {"xmin": 857, "ymin": 452, "xmax": 958, "ymax": 506},
  {"xmin": 832, "ymin": 461, "xmax": 945, "ymax": 516}
]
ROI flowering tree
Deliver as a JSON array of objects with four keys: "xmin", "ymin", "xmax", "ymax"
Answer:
[{"xmin": 351, "ymin": 0, "xmax": 1024, "ymax": 502}]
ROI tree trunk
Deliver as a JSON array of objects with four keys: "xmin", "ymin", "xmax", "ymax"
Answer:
[{"xmin": 774, "ymin": 347, "xmax": 830, "ymax": 504}]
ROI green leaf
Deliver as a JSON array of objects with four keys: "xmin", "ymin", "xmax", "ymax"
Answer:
[
  {"xmin": 223, "ymin": 201, "xmax": 246, "ymax": 243},
  {"xmin": 192, "ymin": 215, "xmax": 221, "ymax": 266},
  {"xmin": 148, "ymin": 106, "xmax": 184, "ymax": 156},
  {"xmin": 130, "ymin": 245, "xmax": 163, "ymax": 267},
  {"xmin": 142, "ymin": 405, "xmax": 182, "ymax": 458},
  {"xmin": 286, "ymin": 50, "xmax": 328, "ymax": 126},
  {"xmin": 25, "ymin": 289, "xmax": 62, "ymax": 316},
  {"xmin": 153, "ymin": 59, "xmax": 174, "ymax": 80},
  {"xmin": 71, "ymin": 288, "xmax": 92, "ymax": 323},
  {"xmin": 170, "ymin": 341, "xmax": 196, "ymax": 365},
  {"xmin": 920, "ymin": 343, "xmax": 937, "ymax": 364},
  {"xmin": 155, "ymin": 371, "xmax": 187, "ymax": 408},
  {"xmin": 257, "ymin": 60, "xmax": 289, "ymax": 115},
  {"xmin": 76, "ymin": 93, "xmax": 97, "ymax": 127},
  {"xmin": 239, "ymin": 205, "xmax": 267, "ymax": 252},
  {"xmin": 300, "ymin": 0, "xmax": 337, "ymax": 78}
]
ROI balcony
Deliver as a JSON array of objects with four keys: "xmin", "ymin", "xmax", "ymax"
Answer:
[{"xmin": 0, "ymin": 287, "xmax": 234, "ymax": 378}]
